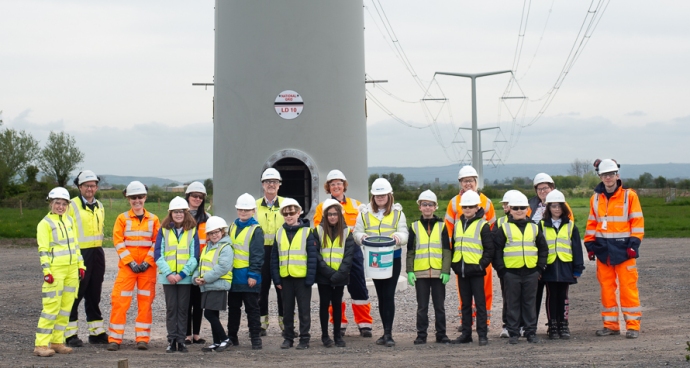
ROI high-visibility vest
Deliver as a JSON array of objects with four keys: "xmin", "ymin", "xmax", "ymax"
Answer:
[
  {"xmin": 255, "ymin": 197, "xmax": 285, "ymax": 246},
  {"xmin": 316, "ymin": 226, "xmax": 348, "ymax": 271},
  {"xmin": 197, "ymin": 219, "xmax": 207, "ymax": 251},
  {"xmin": 314, "ymin": 197, "xmax": 361, "ymax": 229},
  {"xmin": 586, "ymin": 188, "xmax": 644, "ymax": 241},
  {"xmin": 68, "ymin": 197, "xmax": 104, "ymax": 249},
  {"xmin": 199, "ymin": 242, "xmax": 233, "ymax": 282},
  {"xmin": 228, "ymin": 223, "xmax": 259, "ymax": 269},
  {"xmin": 162, "ymin": 227, "xmax": 195, "ymax": 273},
  {"xmin": 362, "ymin": 210, "xmax": 401, "ymax": 237},
  {"xmin": 411, "ymin": 221, "xmax": 444, "ymax": 271},
  {"xmin": 496, "ymin": 216, "xmax": 508, "ymax": 228},
  {"xmin": 542, "ymin": 221, "xmax": 574, "ymax": 264},
  {"xmin": 277, "ymin": 227, "xmax": 309, "ymax": 278},
  {"xmin": 38, "ymin": 214, "xmax": 82, "ymax": 271},
  {"xmin": 452, "ymin": 219, "xmax": 486, "ymax": 264},
  {"xmin": 502, "ymin": 222, "xmax": 539, "ymax": 268}
]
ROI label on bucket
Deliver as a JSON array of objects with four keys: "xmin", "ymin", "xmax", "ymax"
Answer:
[{"xmin": 368, "ymin": 250, "xmax": 393, "ymax": 269}]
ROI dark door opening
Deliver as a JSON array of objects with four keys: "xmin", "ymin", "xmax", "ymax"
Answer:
[{"xmin": 274, "ymin": 158, "xmax": 312, "ymax": 215}]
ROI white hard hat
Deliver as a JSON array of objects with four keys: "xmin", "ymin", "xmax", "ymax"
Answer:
[
  {"xmin": 125, "ymin": 181, "xmax": 147, "ymax": 196},
  {"xmin": 206, "ymin": 216, "xmax": 229, "ymax": 233},
  {"xmin": 76, "ymin": 170, "xmax": 99, "ymax": 185},
  {"xmin": 235, "ymin": 193, "xmax": 257, "ymax": 210},
  {"xmin": 326, "ymin": 169, "xmax": 347, "ymax": 182},
  {"xmin": 597, "ymin": 159, "xmax": 620, "ymax": 175},
  {"xmin": 370, "ymin": 178, "xmax": 393, "ymax": 195},
  {"xmin": 508, "ymin": 192, "xmax": 529, "ymax": 207},
  {"xmin": 261, "ymin": 168, "xmax": 282, "ymax": 182},
  {"xmin": 533, "ymin": 173, "xmax": 554, "ymax": 187},
  {"xmin": 545, "ymin": 189, "xmax": 566, "ymax": 204},
  {"xmin": 458, "ymin": 165, "xmax": 478, "ymax": 180},
  {"xmin": 417, "ymin": 190, "xmax": 438, "ymax": 205},
  {"xmin": 501, "ymin": 190, "xmax": 521, "ymax": 203},
  {"xmin": 460, "ymin": 190, "xmax": 481, "ymax": 206},
  {"xmin": 185, "ymin": 181, "xmax": 207, "ymax": 195},
  {"xmin": 47, "ymin": 187, "xmax": 71, "ymax": 202},
  {"xmin": 279, "ymin": 197, "xmax": 302, "ymax": 212},
  {"xmin": 322, "ymin": 198, "xmax": 342, "ymax": 214},
  {"xmin": 169, "ymin": 196, "xmax": 189, "ymax": 211}
]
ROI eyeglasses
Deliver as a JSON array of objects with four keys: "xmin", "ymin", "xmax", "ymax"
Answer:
[
  {"xmin": 172, "ymin": 210, "xmax": 186, "ymax": 214},
  {"xmin": 419, "ymin": 202, "xmax": 436, "ymax": 207},
  {"xmin": 207, "ymin": 230, "xmax": 221, "ymax": 237},
  {"xmin": 460, "ymin": 179, "xmax": 475, "ymax": 185},
  {"xmin": 263, "ymin": 180, "xmax": 280, "ymax": 185},
  {"xmin": 548, "ymin": 204, "xmax": 562, "ymax": 209},
  {"xmin": 128, "ymin": 195, "xmax": 145, "ymax": 200},
  {"xmin": 600, "ymin": 172, "xmax": 617, "ymax": 179},
  {"xmin": 81, "ymin": 184, "xmax": 97, "ymax": 189},
  {"xmin": 461, "ymin": 205, "xmax": 478, "ymax": 210},
  {"xmin": 511, "ymin": 206, "xmax": 528, "ymax": 211},
  {"xmin": 329, "ymin": 181, "xmax": 344, "ymax": 187},
  {"xmin": 189, "ymin": 193, "xmax": 205, "ymax": 199},
  {"xmin": 282, "ymin": 211, "xmax": 297, "ymax": 217},
  {"xmin": 536, "ymin": 186, "xmax": 551, "ymax": 193},
  {"xmin": 326, "ymin": 212, "xmax": 340, "ymax": 217},
  {"xmin": 237, "ymin": 208, "xmax": 253, "ymax": 213}
]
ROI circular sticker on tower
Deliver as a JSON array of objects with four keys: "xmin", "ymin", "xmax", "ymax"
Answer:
[{"xmin": 274, "ymin": 90, "xmax": 303, "ymax": 120}]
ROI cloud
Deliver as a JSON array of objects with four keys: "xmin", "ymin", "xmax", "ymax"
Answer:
[{"xmin": 625, "ymin": 110, "xmax": 647, "ymax": 117}]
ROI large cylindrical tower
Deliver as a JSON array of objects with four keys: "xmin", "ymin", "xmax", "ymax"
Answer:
[{"xmin": 213, "ymin": 0, "xmax": 367, "ymax": 220}]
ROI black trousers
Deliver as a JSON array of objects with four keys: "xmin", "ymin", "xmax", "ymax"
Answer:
[
  {"xmin": 227, "ymin": 292, "xmax": 262, "ymax": 339},
  {"xmin": 69, "ymin": 247, "xmax": 106, "ymax": 333},
  {"xmin": 187, "ymin": 284, "xmax": 203, "ymax": 336},
  {"xmin": 163, "ymin": 284, "xmax": 191, "ymax": 342},
  {"xmin": 281, "ymin": 277, "xmax": 312, "ymax": 342},
  {"xmin": 415, "ymin": 277, "xmax": 446, "ymax": 339},
  {"xmin": 259, "ymin": 246, "xmax": 283, "ymax": 317},
  {"xmin": 204, "ymin": 309, "xmax": 228, "ymax": 344},
  {"xmin": 318, "ymin": 284, "xmax": 344, "ymax": 337},
  {"xmin": 458, "ymin": 275, "xmax": 486, "ymax": 338},
  {"xmin": 499, "ymin": 276, "xmax": 507, "ymax": 328},
  {"xmin": 545, "ymin": 282, "xmax": 570, "ymax": 322},
  {"xmin": 504, "ymin": 271, "xmax": 539, "ymax": 337},
  {"xmin": 535, "ymin": 278, "xmax": 546, "ymax": 326},
  {"xmin": 372, "ymin": 257, "xmax": 402, "ymax": 334}
]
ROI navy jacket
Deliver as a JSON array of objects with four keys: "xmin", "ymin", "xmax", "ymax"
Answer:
[
  {"xmin": 493, "ymin": 217, "xmax": 549, "ymax": 277},
  {"xmin": 230, "ymin": 224, "xmax": 265, "ymax": 293},
  {"xmin": 448, "ymin": 208, "xmax": 494, "ymax": 278},
  {"xmin": 270, "ymin": 219, "xmax": 319, "ymax": 287},
  {"xmin": 539, "ymin": 218, "xmax": 585, "ymax": 284},
  {"xmin": 315, "ymin": 232, "xmax": 356, "ymax": 287}
]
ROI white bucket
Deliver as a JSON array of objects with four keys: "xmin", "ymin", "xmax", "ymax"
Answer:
[{"xmin": 362, "ymin": 236, "xmax": 396, "ymax": 279}]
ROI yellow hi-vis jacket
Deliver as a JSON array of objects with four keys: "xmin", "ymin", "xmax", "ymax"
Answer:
[
  {"xmin": 542, "ymin": 221, "xmax": 574, "ymax": 264},
  {"xmin": 411, "ymin": 221, "xmax": 443, "ymax": 271},
  {"xmin": 316, "ymin": 226, "xmax": 348, "ymax": 271},
  {"xmin": 452, "ymin": 219, "xmax": 486, "ymax": 265},
  {"xmin": 68, "ymin": 197, "xmax": 104, "ymax": 249},
  {"xmin": 199, "ymin": 242, "xmax": 233, "ymax": 282},
  {"xmin": 162, "ymin": 228, "xmax": 196, "ymax": 273},
  {"xmin": 228, "ymin": 223, "xmax": 260, "ymax": 269},
  {"xmin": 37, "ymin": 213, "xmax": 84, "ymax": 275},
  {"xmin": 255, "ymin": 196, "xmax": 284, "ymax": 246},
  {"xmin": 502, "ymin": 222, "xmax": 539, "ymax": 268},
  {"xmin": 277, "ymin": 227, "xmax": 309, "ymax": 278}
]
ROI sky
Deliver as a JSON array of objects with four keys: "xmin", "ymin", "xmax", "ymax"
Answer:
[{"xmin": 1, "ymin": 0, "xmax": 689, "ymax": 182}]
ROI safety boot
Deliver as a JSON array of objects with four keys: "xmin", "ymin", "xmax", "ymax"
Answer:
[
  {"xmin": 626, "ymin": 329, "xmax": 639, "ymax": 339},
  {"xmin": 106, "ymin": 342, "xmax": 120, "ymax": 351},
  {"xmin": 384, "ymin": 334, "xmax": 395, "ymax": 347},
  {"xmin": 322, "ymin": 335, "xmax": 334, "ymax": 347},
  {"xmin": 33, "ymin": 346, "xmax": 55, "ymax": 357},
  {"xmin": 88, "ymin": 333, "xmax": 110, "ymax": 344},
  {"xmin": 548, "ymin": 320, "xmax": 559, "ymax": 340},
  {"xmin": 559, "ymin": 321, "xmax": 571, "ymax": 340},
  {"xmin": 66, "ymin": 335, "xmax": 84, "ymax": 347},
  {"xmin": 450, "ymin": 335, "xmax": 472, "ymax": 344},
  {"xmin": 360, "ymin": 328, "xmax": 372, "ymax": 338},
  {"xmin": 334, "ymin": 335, "xmax": 346, "ymax": 347},
  {"xmin": 136, "ymin": 341, "xmax": 149, "ymax": 350},
  {"xmin": 51, "ymin": 343, "xmax": 73, "ymax": 354},
  {"xmin": 595, "ymin": 327, "xmax": 620, "ymax": 336},
  {"xmin": 251, "ymin": 337, "xmax": 263, "ymax": 350}
]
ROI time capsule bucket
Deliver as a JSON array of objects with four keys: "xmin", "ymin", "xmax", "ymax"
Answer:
[{"xmin": 362, "ymin": 236, "xmax": 396, "ymax": 279}]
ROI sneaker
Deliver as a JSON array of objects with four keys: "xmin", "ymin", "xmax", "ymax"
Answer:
[
  {"xmin": 526, "ymin": 334, "xmax": 539, "ymax": 343},
  {"xmin": 296, "ymin": 341, "xmax": 309, "ymax": 350},
  {"xmin": 596, "ymin": 328, "xmax": 621, "ymax": 336},
  {"xmin": 478, "ymin": 337, "xmax": 488, "ymax": 346},
  {"xmin": 201, "ymin": 343, "xmax": 218, "ymax": 352},
  {"xmin": 360, "ymin": 328, "xmax": 372, "ymax": 338},
  {"xmin": 435, "ymin": 336, "xmax": 451, "ymax": 344},
  {"xmin": 384, "ymin": 334, "xmax": 395, "ymax": 347},
  {"xmin": 66, "ymin": 335, "xmax": 84, "ymax": 348},
  {"xmin": 413, "ymin": 336, "xmax": 426, "ymax": 345},
  {"xmin": 626, "ymin": 329, "xmax": 639, "ymax": 339},
  {"xmin": 375, "ymin": 335, "xmax": 386, "ymax": 345},
  {"xmin": 107, "ymin": 342, "xmax": 120, "ymax": 351},
  {"xmin": 334, "ymin": 337, "xmax": 346, "ymax": 347},
  {"xmin": 88, "ymin": 333, "xmax": 110, "ymax": 344},
  {"xmin": 519, "ymin": 327, "xmax": 525, "ymax": 337},
  {"xmin": 508, "ymin": 336, "xmax": 518, "ymax": 345},
  {"xmin": 280, "ymin": 339, "xmax": 293, "ymax": 349},
  {"xmin": 216, "ymin": 339, "xmax": 231, "ymax": 352},
  {"xmin": 451, "ymin": 335, "xmax": 472, "ymax": 344},
  {"xmin": 166, "ymin": 341, "xmax": 176, "ymax": 353},
  {"xmin": 136, "ymin": 341, "xmax": 149, "ymax": 350},
  {"xmin": 177, "ymin": 341, "xmax": 189, "ymax": 353},
  {"xmin": 499, "ymin": 328, "xmax": 510, "ymax": 338},
  {"xmin": 322, "ymin": 336, "xmax": 334, "ymax": 347}
]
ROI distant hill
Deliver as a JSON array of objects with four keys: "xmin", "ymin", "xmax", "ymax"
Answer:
[
  {"xmin": 99, "ymin": 175, "xmax": 182, "ymax": 187},
  {"xmin": 369, "ymin": 163, "xmax": 690, "ymax": 184}
]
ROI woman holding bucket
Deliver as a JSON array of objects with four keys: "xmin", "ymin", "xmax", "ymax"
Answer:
[{"xmin": 353, "ymin": 178, "xmax": 408, "ymax": 347}]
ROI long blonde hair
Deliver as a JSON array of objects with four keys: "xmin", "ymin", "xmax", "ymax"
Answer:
[{"xmin": 370, "ymin": 193, "xmax": 394, "ymax": 216}]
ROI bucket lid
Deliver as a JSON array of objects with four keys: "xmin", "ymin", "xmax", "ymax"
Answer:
[{"xmin": 362, "ymin": 236, "xmax": 396, "ymax": 247}]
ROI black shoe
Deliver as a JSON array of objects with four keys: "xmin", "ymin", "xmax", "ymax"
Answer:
[
  {"xmin": 229, "ymin": 336, "xmax": 239, "ymax": 346},
  {"xmin": 526, "ymin": 334, "xmax": 539, "ymax": 343},
  {"xmin": 280, "ymin": 339, "xmax": 293, "ymax": 349},
  {"xmin": 177, "ymin": 341, "xmax": 189, "ymax": 353},
  {"xmin": 66, "ymin": 336, "xmax": 84, "ymax": 348},
  {"xmin": 384, "ymin": 334, "xmax": 395, "ymax": 347},
  {"xmin": 360, "ymin": 328, "xmax": 372, "ymax": 338},
  {"xmin": 107, "ymin": 342, "xmax": 120, "ymax": 351},
  {"xmin": 166, "ymin": 340, "xmax": 177, "ymax": 353},
  {"xmin": 136, "ymin": 341, "xmax": 149, "ymax": 350},
  {"xmin": 185, "ymin": 338, "xmax": 193, "ymax": 345},
  {"xmin": 216, "ymin": 339, "xmax": 231, "ymax": 352},
  {"xmin": 201, "ymin": 343, "xmax": 218, "ymax": 352},
  {"xmin": 375, "ymin": 335, "xmax": 386, "ymax": 345},
  {"xmin": 436, "ymin": 335, "xmax": 451, "ymax": 344},
  {"xmin": 88, "ymin": 333, "xmax": 110, "ymax": 344},
  {"xmin": 478, "ymin": 337, "xmax": 488, "ymax": 346},
  {"xmin": 508, "ymin": 336, "xmax": 518, "ymax": 345},
  {"xmin": 192, "ymin": 337, "xmax": 206, "ymax": 344},
  {"xmin": 251, "ymin": 338, "xmax": 263, "ymax": 350},
  {"xmin": 548, "ymin": 320, "xmax": 559, "ymax": 340},
  {"xmin": 413, "ymin": 336, "xmax": 426, "ymax": 345},
  {"xmin": 296, "ymin": 341, "xmax": 309, "ymax": 350},
  {"xmin": 322, "ymin": 336, "xmax": 334, "ymax": 347},
  {"xmin": 334, "ymin": 336, "xmax": 346, "ymax": 347},
  {"xmin": 559, "ymin": 321, "xmax": 571, "ymax": 340},
  {"xmin": 451, "ymin": 335, "xmax": 472, "ymax": 344}
]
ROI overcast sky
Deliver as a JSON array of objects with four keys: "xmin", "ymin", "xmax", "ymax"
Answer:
[{"xmin": 1, "ymin": 1, "xmax": 688, "ymax": 181}]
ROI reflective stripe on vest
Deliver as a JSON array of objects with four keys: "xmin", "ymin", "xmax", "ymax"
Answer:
[
  {"xmin": 497, "ymin": 216, "xmax": 508, "ymax": 228},
  {"xmin": 69, "ymin": 199, "xmax": 104, "ymax": 248},
  {"xmin": 542, "ymin": 221, "xmax": 573, "ymax": 264},
  {"xmin": 502, "ymin": 222, "xmax": 539, "ymax": 268},
  {"xmin": 255, "ymin": 197, "xmax": 284, "ymax": 245},
  {"xmin": 122, "ymin": 212, "xmax": 154, "ymax": 246},
  {"xmin": 316, "ymin": 226, "xmax": 347, "ymax": 271},
  {"xmin": 228, "ymin": 223, "xmax": 259, "ymax": 269},
  {"xmin": 452, "ymin": 219, "xmax": 486, "ymax": 264},
  {"xmin": 42, "ymin": 216, "xmax": 78, "ymax": 263},
  {"xmin": 199, "ymin": 243, "xmax": 233, "ymax": 282},
  {"xmin": 277, "ymin": 227, "xmax": 308, "ymax": 278},
  {"xmin": 412, "ymin": 221, "xmax": 443, "ymax": 271},
  {"xmin": 362, "ymin": 210, "xmax": 400, "ymax": 237},
  {"xmin": 592, "ymin": 189, "xmax": 631, "ymax": 238},
  {"xmin": 162, "ymin": 228, "xmax": 194, "ymax": 273}
]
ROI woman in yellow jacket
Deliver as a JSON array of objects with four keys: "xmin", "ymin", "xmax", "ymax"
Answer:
[{"xmin": 34, "ymin": 187, "xmax": 85, "ymax": 357}]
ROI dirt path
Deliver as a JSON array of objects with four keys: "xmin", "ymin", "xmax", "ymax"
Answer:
[{"xmin": 1, "ymin": 239, "xmax": 688, "ymax": 367}]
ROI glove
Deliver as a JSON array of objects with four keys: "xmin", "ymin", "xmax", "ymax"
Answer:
[
  {"xmin": 440, "ymin": 273, "xmax": 450, "ymax": 285},
  {"xmin": 44, "ymin": 274, "xmax": 54, "ymax": 284},
  {"xmin": 588, "ymin": 251, "xmax": 596, "ymax": 261},
  {"xmin": 79, "ymin": 269, "xmax": 85, "ymax": 281},
  {"xmin": 407, "ymin": 272, "xmax": 416, "ymax": 286},
  {"xmin": 139, "ymin": 262, "xmax": 150, "ymax": 272},
  {"xmin": 128, "ymin": 261, "xmax": 140, "ymax": 273},
  {"xmin": 627, "ymin": 248, "xmax": 637, "ymax": 259}
]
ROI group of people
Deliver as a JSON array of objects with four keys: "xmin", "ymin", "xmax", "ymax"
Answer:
[{"xmin": 34, "ymin": 158, "xmax": 644, "ymax": 357}]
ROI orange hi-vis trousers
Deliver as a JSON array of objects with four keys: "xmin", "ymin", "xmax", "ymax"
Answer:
[
  {"xmin": 597, "ymin": 258, "xmax": 641, "ymax": 331},
  {"xmin": 108, "ymin": 265, "xmax": 156, "ymax": 344},
  {"xmin": 329, "ymin": 301, "xmax": 373, "ymax": 331},
  {"xmin": 456, "ymin": 264, "xmax": 493, "ymax": 326}
]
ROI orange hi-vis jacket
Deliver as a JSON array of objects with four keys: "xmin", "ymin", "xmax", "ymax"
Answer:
[
  {"xmin": 445, "ymin": 191, "xmax": 495, "ymax": 238},
  {"xmin": 585, "ymin": 181, "xmax": 644, "ymax": 266},
  {"xmin": 313, "ymin": 196, "xmax": 361, "ymax": 228},
  {"xmin": 113, "ymin": 209, "xmax": 160, "ymax": 267}
]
